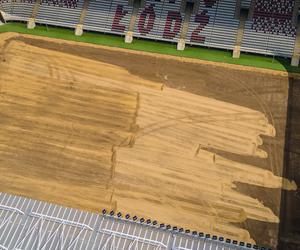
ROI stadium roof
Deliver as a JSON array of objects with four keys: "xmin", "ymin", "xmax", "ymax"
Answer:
[{"xmin": 0, "ymin": 192, "xmax": 262, "ymax": 250}]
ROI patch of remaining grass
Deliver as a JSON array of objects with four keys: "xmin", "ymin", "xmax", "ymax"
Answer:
[{"xmin": 0, "ymin": 22, "xmax": 298, "ymax": 73}]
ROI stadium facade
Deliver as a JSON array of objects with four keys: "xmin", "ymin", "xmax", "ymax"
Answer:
[{"xmin": 0, "ymin": 0, "xmax": 299, "ymax": 65}]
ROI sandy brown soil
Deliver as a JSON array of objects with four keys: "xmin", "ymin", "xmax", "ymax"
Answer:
[{"xmin": 0, "ymin": 33, "xmax": 297, "ymax": 248}]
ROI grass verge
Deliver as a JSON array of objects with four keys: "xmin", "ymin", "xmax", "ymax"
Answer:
[{"xmin": 0, "ymin": 22, "xmax": 299, "ymax": 73}]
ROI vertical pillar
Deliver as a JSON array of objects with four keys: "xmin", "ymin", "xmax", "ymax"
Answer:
[
  {"xmin": 292, "ymin": 0, "xmax": 300, "ymax": 26},
  {"xmin": 75, "ymin": 0, "xmax": 89, "ymax": 36},
  {"xmin": 177, "ymin": 39, "xmax": 185, "ymax": 50},
  {"xmin": 176, "ymin": 3, "xmax": 192, "ymax": 51},
  {"xmin": 124, "ymin": 0, "xmax": 140, "ymax": 43},
  {"xmin": 30, "ymin": 0, "xmax": 41, "ymax": 23},
  {"xmin": 291, "ymin": 56, "xmax": 299, "ymax": 67},
  {"xmin": 27, "ymin": 18, "xmax": 36, "ymax": 29},
  {"xmin": 75, "ymin": 24, "xmax": 83, "ymax": 36},
  {"xmin": 291, "ymin": 20, "xmax": 300, "ymax": 66},
  {"xmin": 235, "ymin": 0, "xmax": 242, "ymax": 19},
  {"xmin": 125, "ymin": 31, "xmax": 133, "ymax": 43},
  {"xmin": 248, "ymin": 0, "xmax": 256, "ymax": 20},
  {"xmin": 233, "ymin": 45, "xmax": 241, "ymax": 59},
  {"xmin": 232, "ymin": 9, "xmax": 247, "ymax": 58}
]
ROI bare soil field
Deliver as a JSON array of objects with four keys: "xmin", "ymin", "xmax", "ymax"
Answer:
[{"xmin": 0, "ymin": 33, "xmax": 297, "ymax": 248}]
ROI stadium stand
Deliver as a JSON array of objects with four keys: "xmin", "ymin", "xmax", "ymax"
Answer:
[
  {"xmin": 83, "ymin": 0, "xmax": 113, "ymax": 32},
  {"xmin": 241, "ymin": 0, "xmax": 251, "ymax": 8},
  {"xmin": 2, "ymin": 0, "xmax": 35, "ymax": 21},
  {"xmin": 84, "ymin": 0, "xmax": 132, "ymax": 34},
  {"xmin": 0, "ymin": 0, "xmax": 299, "ymax": 62},
  {"xmin": 35, "ymin": 0, "xmax": 84, "ymax": 28},
  {"xmin": 186, "ymin": 0, "xmax": 239, "ymax": 50},
  {"xmin": 241, "ymin": 0, "xmax": 296, "ymax": 57},
  {"xmin": 108, "ymin": 0, "xmax": 133, "ymax": 34},
  {"xmin": 161, "ymin": 0, "xmax": 184, "ymax": 41},
  {"xmin": 0, "ymin": 0, "xmax": 12, "ymax": 13},
  {"xmin": 133, "ymin": 0, "xmax": 185, "ymax": 42}
]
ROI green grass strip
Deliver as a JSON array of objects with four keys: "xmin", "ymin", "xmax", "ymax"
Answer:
[{"xmin": 0, "ymin": 22, "xmax": 299, "ymax": 73}]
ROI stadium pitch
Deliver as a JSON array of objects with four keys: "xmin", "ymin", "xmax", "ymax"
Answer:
[{"xmin": 0, "ymin": 31, "xmax": 298, "ymax": 249}]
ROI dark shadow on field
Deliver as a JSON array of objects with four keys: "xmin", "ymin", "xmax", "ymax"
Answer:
[
  {"xmin": 278, "ymin": 77, "xmax": 300, "ymax": 250},
  {"xmin": 277, "ymin": 57, "xmax": 300, "ymax": 74},
  {"xmin": 267, "ymin": 55, "xmax": 300, "ymax": 249}
]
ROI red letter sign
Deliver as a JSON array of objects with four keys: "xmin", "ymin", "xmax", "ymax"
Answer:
[
  {"xmin": 190, "ymin": 0, "xmax": 218, "ymax": 43},
  {"xmin": 138, "ymin": 4, "xmax": 156, "ymax": 35},
  {"xmin": 163, "ymin": 11, "xmax": 182, "ymax": 39},
  {"xmin": 112, "ymin": 5, "xmax": 128, "ymax": 32},
  {"xmin": 191, "ymin": 10, "xmax": 209, "ymax": 43}
]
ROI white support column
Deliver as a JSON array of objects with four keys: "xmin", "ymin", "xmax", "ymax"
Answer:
[
  {"xmin": 233, "ymin": 45, "xmax": 241, "ymax": 59},
  {"xmin": 125, "ymin": 31, "xmax": 133, "ymax": 43},
  {"xmin": 292, "ymin": 21, "xmax": 300, "ymax": 66},
  {"xmin": 177, "ymin": 3, "xmax": 192, "ymax": 51},
  {"xmin": 75, "ymin": 24, "xmax": 83, "ymax": 36},
  {"xmin": 291, "ymin": 55, "xmax": 300, "ymax": 67},
  {"xmin": 27, "ymin": 18, "xmax": 36, "ymax": 29},
  {"xmin": 177, "ymin": 38, "xmax": 185, "ymax": 51},
  {"xmin": 233, "ymin": 8, "xmax": 247, "ymax": 59}
]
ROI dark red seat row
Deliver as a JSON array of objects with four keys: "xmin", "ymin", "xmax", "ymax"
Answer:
[{"xmin": 251, "ymin": 0, "xmax": 296, "ymax": 37}]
